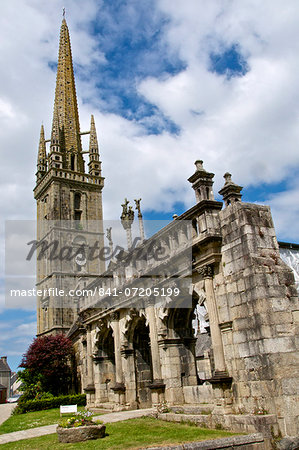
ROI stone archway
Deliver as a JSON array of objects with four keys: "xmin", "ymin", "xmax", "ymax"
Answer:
[
  {"xmin": 160, "ymin": 305, "xmax": 198, "ymax": 404},
  {"xmin": 132, "ymin": 316, "xmax": 153, "ymax": 408},
  {"xmin": 93, "ymin": 327, "xmax": 116, "ymax": 405}
]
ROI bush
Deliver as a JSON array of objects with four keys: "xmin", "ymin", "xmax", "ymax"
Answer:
[{"xmin": 13, "ymin": 394, "xmax": 86, "ymax": 415}]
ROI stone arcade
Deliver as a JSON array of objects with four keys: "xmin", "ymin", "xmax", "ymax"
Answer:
[{"xmin": 34, "ymin": 18, "xmax": 299, "ymax": 441}]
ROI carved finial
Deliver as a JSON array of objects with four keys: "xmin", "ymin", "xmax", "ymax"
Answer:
[
  {"xmin": 223, "ymin": 172, "xmax": 232, "ymax": 184},
  {"xmin": 195, "ymin": 160, "xmax": 204, "ymax": 171},
  {"xmin": 188, "ymin": 160, "xmax": 215, "ymax": 203},
  {"xmin": 219, "ymin": 172, "xmax": 243, "ymax": 207},
  {"xmin": 121, "ymin": 199, "xmax": 134, "ymax": 223},
  {"xmin": 121, "ymin": 198, "xmax": 129, "ymax": 217},
  {"xmin": 63, "ymin": 7, "xmax": 66, "ymax": 19},
  {"xmin": 120, "ymin": 199, "xmax": 135, "ymax": 249},
  {"xmin": 134, "ymin": 198, "xmax": 142, "ymax": 217}
]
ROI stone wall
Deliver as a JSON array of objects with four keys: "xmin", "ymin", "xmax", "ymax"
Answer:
[{"xmin": 216, "ymin": 201, "xmax": 299, "ymax": 436}]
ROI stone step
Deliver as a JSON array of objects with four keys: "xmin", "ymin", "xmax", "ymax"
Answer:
[
  {"xmin": 89, "ymin": 406, "xmax": 114, "ymax": 414},
  {"xmin": 170, "ymin": 404, "xmax": 215, "ymax": 415}
]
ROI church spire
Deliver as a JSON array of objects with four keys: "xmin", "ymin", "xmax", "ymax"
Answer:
[
  {"xmin": 88, "ymin": 115, "xmax": 102, "ymax": 177},
  {"xmin": 52, "ymin": 17, "xmax": 84, "ymax": 172},
  {"xmin": 36, "ymin": 124, "xmax": 47, "ymax": 180}
]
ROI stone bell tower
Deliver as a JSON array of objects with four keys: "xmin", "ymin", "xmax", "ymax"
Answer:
[{"xmin": 34, "ymin": 17, "xmax": 105, "ymax": 336}]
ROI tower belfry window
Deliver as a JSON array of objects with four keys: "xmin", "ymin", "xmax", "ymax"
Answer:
[
  {"xmin": 74, "ymin": 192, "xmax": 81, "ymax": 210},
  {"xmin": 71, "ymin": 154, "xmax": 75, "ymax": 171},
  {"xmin": 74, "ymin": 193, "xmax": 82, "ymax": 224}
]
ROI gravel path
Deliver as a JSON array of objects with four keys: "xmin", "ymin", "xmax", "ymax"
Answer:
[{"xmin": 0, "ymin": 403, "xmax": 16, "ymax": 426}]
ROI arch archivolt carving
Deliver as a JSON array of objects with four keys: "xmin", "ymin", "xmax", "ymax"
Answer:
[
  {"xmin": 92, "ymin": 318, "xmax": 111, "ymax": 355},
  {"xmin": 118, "ymin": 308, "xmax": 150, "ymax": 346}
]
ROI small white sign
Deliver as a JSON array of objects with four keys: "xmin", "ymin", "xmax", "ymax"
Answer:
[{"xmin": 60, "ymin": 404, "xmax": 77, "ymax": 415}]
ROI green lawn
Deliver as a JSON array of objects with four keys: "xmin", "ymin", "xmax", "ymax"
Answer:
[
  {"xmin": 0, "ymin": 417, "xmax": 238, "ymax": 449},
  {"xmin": 0, "ymin": 406, "xmax": 86, "ymax": 434}
]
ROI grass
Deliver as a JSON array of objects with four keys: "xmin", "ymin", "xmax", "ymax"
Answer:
[
  {"xmin": 0, "ymin": 416, "xmax": 238, "ymax": 449},
  {"xmin": 0, "ymin": 406, "xmax": 86, "ymax": 434}
]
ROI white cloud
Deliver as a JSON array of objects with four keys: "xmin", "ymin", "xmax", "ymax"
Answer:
[{"xmin": 0, "ymin": 319, "xmax": 36, "ymax": 368}]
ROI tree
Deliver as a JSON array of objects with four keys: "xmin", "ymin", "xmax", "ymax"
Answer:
[{"xmin": 20, "ymin": 334, "xmax": 74, "ymax": 396}]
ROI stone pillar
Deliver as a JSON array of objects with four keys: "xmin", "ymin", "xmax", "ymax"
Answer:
[
  {"xmin": 120, "ymin": 328, "xmax": 137, "ymax": 409},
  {"xmin": 138, "ymin": 215, "xmax": 145, "ymax": 242},
  {"xmin": 125, "ymin": 227, "xmax": 133, "ymax": 249},
  {"xmin": 110, "ymin": 312, "xmax": 125, "ymax": 406},
  {"xmin": 197, "ymin": 266, "xmax": 226, "ymax": 374},
  {"xmin": 146, "ymin": 302, "xmax": 165, "ymax": 405},
  {"xmin": 159, "ymin": 339, "xmax": 185, "ymax": 404},
  {"xmin": 134, "ymin": 199, "xmax": 145, "ymax": 242},
  {"xmin": 84, "ymin": 325, "xmax": 95, "ymax": 405}
]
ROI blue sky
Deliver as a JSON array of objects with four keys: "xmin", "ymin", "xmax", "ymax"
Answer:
[{"xmin": 0, "ymin": 0, "xmax": 299, "ymax": 372}]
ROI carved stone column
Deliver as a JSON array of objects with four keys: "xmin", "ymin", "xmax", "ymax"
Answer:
[
  {"xmin": 84, "ymin": 325, "xmax": 95, "ymax": 406},
  {"xmin": 146, "ymin": 303, "xmax": 162, "ymax": 380},
  {"xmin": 146, "ymin": 302, "xmax": 165, "ymax": 405},
  {"xmin": 197, "ymin": 265, "xmax": 226, "ymax": 375},
  {"xmin": 85, "ymin": 325, "xmax": 95, "ymax": 387},
  {"xmin": 110, "ymin": 312, "xmax": 125, "ymax": 405}
]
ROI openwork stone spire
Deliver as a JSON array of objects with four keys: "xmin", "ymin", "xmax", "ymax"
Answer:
[
  {"xmin": 51, "ymin": 104, "xmax": 60, "ymax": 146},
  {"xmin": 89, "ymin": 115, "xmax": 99, "ymax": 154},
  {"xmin": 52, "ymin": 18, "xmax": 84, "ymax": 172},
  {"xmin": 88, "ymin": 115, "xmax": 101, "ymax": 176},
  {"xmin": 37, "ymin": 124, "xmax": 46, "ymax": 162},
  {"xmin": 36, "ymin": 124, "xmax": 47, "ymax": 179}
]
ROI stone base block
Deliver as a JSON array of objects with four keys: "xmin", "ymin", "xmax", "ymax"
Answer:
[
  {"xmin": 183, "ymin": 384, "xmax": 214, "ymax": 404},
  {"xmin": 56, "ymin": 424, "xmax": 106, "ymax": 443},
  {"xmin": 157, "ymin": 412, "xmax": 279, "ymax": 438}
]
